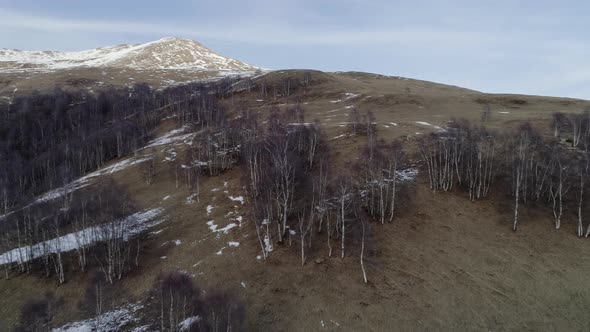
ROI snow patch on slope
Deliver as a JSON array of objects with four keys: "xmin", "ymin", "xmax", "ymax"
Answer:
[
  {"xmin": 415, "ymin": 121, "xmax": 446, "ymax": 132},
  {"xmin": 0, "ymin": 208, "xmax": 164, "ymax": 265},
  {"xmin": 53, "ymin": 303, "xmax": 143, "ymax": 332},
  {"xmin": 29, "ymin": 156, "xmax": 151, "ymax": 207}
]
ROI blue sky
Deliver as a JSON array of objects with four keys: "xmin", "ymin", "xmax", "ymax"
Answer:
[{"xmin": 1, "ymin": 1, "xmax": 589, "ymax": 99}]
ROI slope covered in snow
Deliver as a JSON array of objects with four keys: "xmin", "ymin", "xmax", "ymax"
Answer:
[{"xmin": 0, "ymin": 37, "xmax": 259, "ymax": 73}]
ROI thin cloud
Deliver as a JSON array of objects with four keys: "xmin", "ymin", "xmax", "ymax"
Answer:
[{"xmin": 0, "ymin": 8, "xmax": 498, "ymax": 48}]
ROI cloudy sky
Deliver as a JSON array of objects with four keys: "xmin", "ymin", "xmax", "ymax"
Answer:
[{"xmin": 1, "ymin": 0, "xmax": 589, "ymax": 99}]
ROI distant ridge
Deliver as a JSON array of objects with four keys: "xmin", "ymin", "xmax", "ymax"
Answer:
[{"xmin": 0, "ymin": 37, "xmax": 259, "ymax": 73}]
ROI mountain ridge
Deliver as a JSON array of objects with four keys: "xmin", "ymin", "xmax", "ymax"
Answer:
[{"xmin": 0, "ymin": 37, "xmax": 260, "ymax": 73}]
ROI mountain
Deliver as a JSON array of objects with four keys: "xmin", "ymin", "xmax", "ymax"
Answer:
[{"xmin": 0, "ymin": 37, "xmax": 259, "ymax": 73}]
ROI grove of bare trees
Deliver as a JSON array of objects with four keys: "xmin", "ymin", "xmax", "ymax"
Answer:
[{"xmin": 418, "ymin": 114, "xmax": 590, "ymax": 236}]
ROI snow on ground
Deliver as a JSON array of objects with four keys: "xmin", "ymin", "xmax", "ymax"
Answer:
[
  {"xmin": 263, "ymin": 235, "xmax": 273, "ymax": 254},
  {"xmin": 228, "ymin": 241, "xmax": 240, "ymax": 247},
  {"xmin": 415, "ymin": 121, "xmax": 446, "ymax": 132},
  {"xmin": 330, "ymin": 133, "xmax": 354, "ymax": 140},
  {"xmin": 287, "ymin": 123, "xmax": 314, "ymax": 126},
  {"xmin": 207, "ymin": 220, "xmax": 237, "ymax": 234},
  {"xmin": 324, "ymin": 114, "xmax": 342, "ymax": 119},
  {"xmin": 179, "ymin": 316, "xmax": 200, "ymax": 331},
  {"xmin": 332, "ymin": 92, "xmax": 360, "ymax": 103},
  {"xmin": 207, "ymin": 220, "xmax": 218, "ymax": 232},
  {"xmin": 396, "ymin": 168, "xmax": 419, "ymax": 182},
  {"xmin": 331, "ymin": 320, "xmax": 341, "ymax": 327},
  {"xmin": 144, "ymin": 127, "xmax": 196, "ymax": 149},
  {"xmin": 27, "ymin": 156, "xmax": 152, "ymax": 207},
  {"xmin": 53, "ymin": 303, "xmax": 143, "ymax": 332},
  {"xmin": 343, "ymin": 92, "xmax": 360, "ymax": 100},
  {"xmin": 174, "ymin": 239, "xmax": 182, "ymax": 246},
  {"xmin": 499, "ymin": 111, "xmax": 510, "ymax": 114},
  {"xmin": 234, "ymin": 215, "xmax": 243, "ymax": 226},
  {"xmin": 241, "ymin": 281, "xmax": 247, "ymax": 288},
  {"xmin": 229, "ymin": 196, "xmax": 244, "ymax": 204},
  {"xmin": 164, "ymin": 149, "xmax": 177, "ymax": 162},
  {"xmin": 185, "ymin": 193, "xmax": 198, "ymax": 205},
  {"xmin": 0, "ymin": 208, "xmax": 164, "ymax": 265},
  {"xmin": 218, "ymin": 223, "xmax": 238, "ymax": 234},
  {"xmin": 207, "ymin": 205, "xmax": 215, "ymax": 215},
  {"xmin": 103, "ymin": 157, "xmax": 153, "ymax": 175},
  {"xmin": 225, "ymin": 211, "xmax": 243, "ymax": 223}
]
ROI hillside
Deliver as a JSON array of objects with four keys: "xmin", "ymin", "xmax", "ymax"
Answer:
[{"xmin": 0, "ymin": 69, "xmax": 590, "ymax": 331}]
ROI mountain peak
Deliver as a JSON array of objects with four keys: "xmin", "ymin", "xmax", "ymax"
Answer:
[
  {"xmin": 0, "ymin": 38, "xmax": 259, "ymax": 73},
  {"xmin": 155, "ymin": 37, "xmax": 192, "ymax": 43}
]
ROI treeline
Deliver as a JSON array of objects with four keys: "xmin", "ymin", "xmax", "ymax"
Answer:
[
  {"xmin": 0, "ymin": 180, "xmax": 144, "ymax": 284},
  {"xmin": 418, "ymin": 114, "xmax": 590, "ymax": 236},
  {"xmin": 0, "ymin": 78, "xmax": 239, "ymax": 215},
  {"xmin": 0, "ymin": 77, "xmax": 247, "ymax": 283}
]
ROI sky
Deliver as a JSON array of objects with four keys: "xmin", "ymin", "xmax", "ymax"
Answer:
[{"xmin": 0, "ymin": 0, "xmax": 589, "ymax": 99}]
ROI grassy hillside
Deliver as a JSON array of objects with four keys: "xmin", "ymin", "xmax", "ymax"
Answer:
[{"xmin": 1, "ymin": 70, "xmax": 589, "ymax": 331}]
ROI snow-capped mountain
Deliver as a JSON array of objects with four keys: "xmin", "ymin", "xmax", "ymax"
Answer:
[{"xmin": 0, "ymin": 37, "xmax": 259, "ymax": 73}]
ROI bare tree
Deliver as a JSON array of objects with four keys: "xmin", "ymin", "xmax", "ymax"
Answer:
[
  {"xmin": 266, "ymin": 132, "xmax": 298, "ymax": 243},
  {"xmin": 569, "ymin": 113, "xmax": 585, "ymax": 148},
  {"xmin": 481, "ymin": 104, "xmax": 492, "ymax": 123},
  {"xmin": 387, "ymin": 141, "xmax": 405, "ymax": 221},
  {"xmin": 358, "ymin": 211, "xmax": 368, "ymax": 284},
  {"xmin": 347, "ymin": 108, "xmax": 362, "ymax": 135},
  {"xmin": 51, "ymin": 214, "xmax": 65, "ymax": 284},
  {"xmin": 510, "ymin": 124, "xmax": 541, "ymax": 231},
  {"xmin": 298, "ymin": 209, "xmax": 313, "ymax": 266},
  {"xmin": 576, "ymin": 154, "xmax": 588, "ymax": 237},
  {"xmin": 335, "ymin": 176, "xmax": 354, "ymax": 259},
  {"xmin": 138, "ymin": 149, "xmax": 157, "ymax": 185},
  {"xmin": 551, "ymin": 112, "xmax": 568, "ymax": 138}
]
